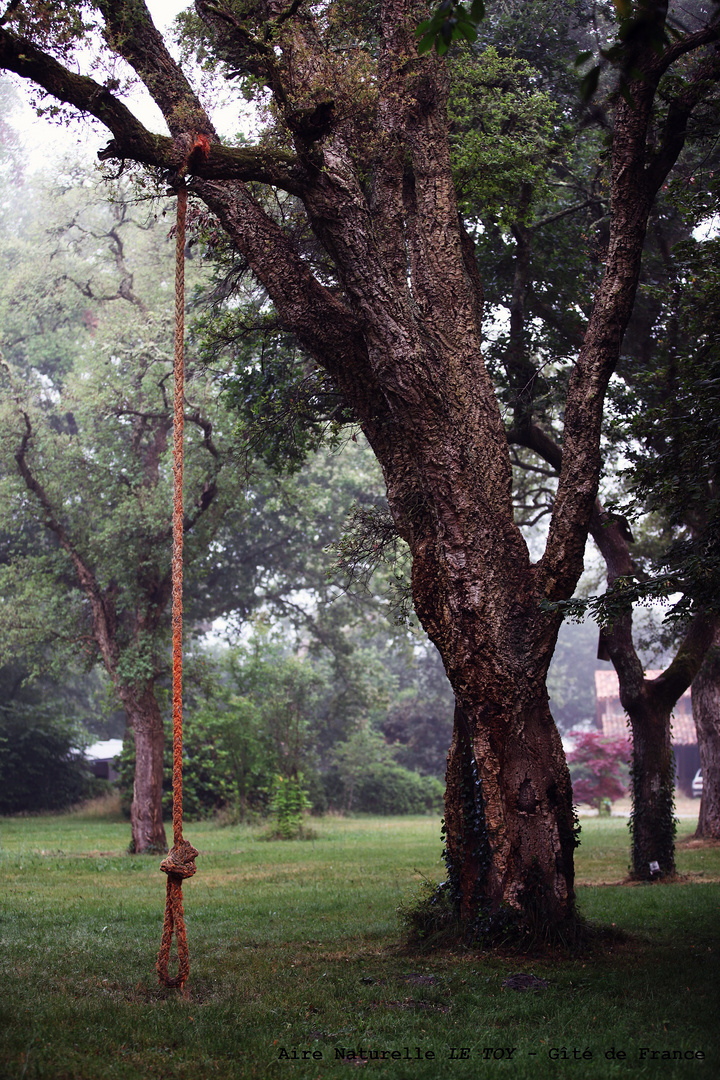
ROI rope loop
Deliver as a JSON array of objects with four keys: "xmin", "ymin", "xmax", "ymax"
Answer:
[
  {"xmin": 156, "ymin": 839, "xmax": 199, "ymax": 990},
  {"xmin": 157, "ymin": 875, "xmax": 191, "ymax": 989}
]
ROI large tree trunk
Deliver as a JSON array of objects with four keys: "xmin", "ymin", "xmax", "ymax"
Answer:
[
  {"xmin": 693, "ymin": 635, "xmax": 720, "ymax": 839},
  {"xmin": 387, "ymin": 442, "xmax": 578, "ymax": 932},
  {"xmin": 119, "ymin": 684, "xmax": 167, "ymax": 854},
  {"xmin": 444, "ymin": 694, "xmax": 576, "ymax": 931}
]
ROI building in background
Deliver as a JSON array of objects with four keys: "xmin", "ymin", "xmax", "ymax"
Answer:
[
  {"xmin": 85, "ymin": 739, "xmax": 123, "ymax": 782},
  {"xmin": 594, "ymin": 671, "xmax": 699, "ymax": 794}
]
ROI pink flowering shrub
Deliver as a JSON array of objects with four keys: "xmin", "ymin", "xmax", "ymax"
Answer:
[{"xmin": 567, "ymin": 731, "xmax": 631, "ymax": 812}]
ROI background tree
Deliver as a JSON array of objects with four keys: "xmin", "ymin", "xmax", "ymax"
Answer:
[
  {"xmin": 567, "ymin": 730, "xmax": 631, "ymax": 814},
  {"xmin": 447, "ymin": 0, "xmax": 720, "ymax": 879},
  {"xmin": 0, "ymin": 174, "xmax": 257, "ymax": 851},
  {"xmin": 0, "ymin": 660, "xmax": 101, "ymax": 813}
]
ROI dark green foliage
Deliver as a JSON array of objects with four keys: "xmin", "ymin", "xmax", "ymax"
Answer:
[
  {"xmin": 116, "ymin": 723, "xmax": 238, "ymax": 822},
  {"xmin": 546, "ymin": 229, "xmax": 720, "ymax": 629},
  {"xmin": 0, "ymin": 661, "xmax": 109, "ymax": 814},
  {"xmin": 382, "ymin": 694, "xmax": 454, "ymax": 777},
  {"xmin": 416, "ymin": 0, "xmax": 486, "ymax": 56},
  {"xmin": 116, "ymin": 668, "xmax": 445, "ymax": 822},
  {"xmin": 197, "ymin": 310, "xmax": 351, "ymax": 475},
  {"xmin": 346, "ymin": 764, "xmax": 444, "ymax": 816},
  {"xmin": 449, "ymin": 45, "xmax": 561, "ymax": 226},
  {"xmin": 0, "ymin": 711, "xmax": 95, "ymax": 813},
  {"xmin": 397, "ymin": 877, "xmax": 461, "ymax": 946}
]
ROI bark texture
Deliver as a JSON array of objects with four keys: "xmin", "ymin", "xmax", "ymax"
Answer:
[
  {"xmin": 693, "ymin": 634, "xmax": 720, "ymax": 839},
  {"xmin": 122, "ymin": 685, "xmax": 168, "ymax": 853}
]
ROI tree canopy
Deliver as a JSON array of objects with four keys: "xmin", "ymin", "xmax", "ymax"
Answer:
[{"xmin": 1, "ymin": 0, "xmax": 719, "ymax": 932}]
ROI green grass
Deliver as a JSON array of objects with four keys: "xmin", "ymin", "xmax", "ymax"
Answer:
[{"xmin": 1, "ymin": 804, "xmax": 718, "ymax": 1079}]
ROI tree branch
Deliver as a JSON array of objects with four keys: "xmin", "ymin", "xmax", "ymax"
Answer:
[
  {"xmin": 530, "ymin": 197, "xmax": 599, "ymax": 233},
  {"xmin": 96, "ymin": 0, "xmax": 213, "ymax": 139},
  {"xmin": 12, "ymin": 410, "xmax": 119, "ymax": 672},
  {"xmin": 194, "ymin": 178, "xmax": 389, "ymax": 433},
  {"xmin": 589, "ymin": 499, "xmax": 717, "ymax": 713},
  {"xmin": 0, "ymin": 26, "xmax": 305, "ymax": 191},
  {"xmin": 649, "ymin": 44, "xmax": 720, "ymax": 192},
  {"xmin": 536, "ymin": 17, "xmax": 720, "ymax": 604}
]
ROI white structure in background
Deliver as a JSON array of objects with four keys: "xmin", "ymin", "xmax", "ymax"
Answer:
[
  {"xmin": 594, "ymin": 670, "xmax": 699, "ymax": 794},
  {"xmin": 84, "ymin": 739, "xmax": 123, "ymax": 782}
]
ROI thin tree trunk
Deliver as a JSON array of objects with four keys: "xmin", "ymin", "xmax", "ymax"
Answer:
[
  {"xmin": 693, "ymin": 636, "xmax": 720, "ymax": 839},
  {"xmin": 625, "ymin": 697, "xmax": 676, "ymax": 877},
  {"xmin": 120, "ymin": 684, "xmax": 167, "ymax": 853}
]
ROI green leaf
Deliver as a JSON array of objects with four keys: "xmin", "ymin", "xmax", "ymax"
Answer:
[
  {"xmin": 579, "ymin": 65, "xmax": 600, "ymax": 103},
  {"xmin": 417, "ymin": 32, "xmax": 436, "ymax": 55}
]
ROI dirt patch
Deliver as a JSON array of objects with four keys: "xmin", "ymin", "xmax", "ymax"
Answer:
[
  {"xmin": 677, "ymin": 836, "xmax": 720, "ymax": 849},
  {"xmin": 580, "ymin": 872, "xmax": 720, "ymax": 886}
]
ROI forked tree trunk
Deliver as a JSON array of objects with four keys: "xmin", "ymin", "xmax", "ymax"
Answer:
[
  {"xmin": 693, "ymin": 637, "xmax": 720, "ymax": 840},
  {"xmin": 119, "ymin": 684, "xmax": 167, "ymax": 854},
  {"xmin": 590, "ymin": 510, "xmax": 715, "ymax": 879},
  {"xmin": 391, "ymin": 463, "xmax": 578, "ymax": 933}
]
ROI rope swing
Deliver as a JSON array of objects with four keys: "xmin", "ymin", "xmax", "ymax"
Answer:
[{"xmin": 156, "ymin": 135, "xmax": 209, "ymax": 991}]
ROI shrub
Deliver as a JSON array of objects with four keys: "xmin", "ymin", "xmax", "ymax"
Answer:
[
  {"xmin": 350, "ymin": 764, "xmax": 444, "ymax": 815},
  {"xmin": 116, "ymin": 723, "xmax": 240, "ymax": 821},
  {"xmin": 0, "ymin": 714, "xmax": 95, "ymax": 814},
  {"xmin": 268, "ymin": 774, "xmax": 311, "ymax": 839},
  {"xmin": 567, "ymin": 730, "xmax": 631, "ymax": 811}
]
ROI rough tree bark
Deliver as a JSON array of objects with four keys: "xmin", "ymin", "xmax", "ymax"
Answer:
[
  {"xmin": 693, "ymin": 632, "xmax": 720, "ymax": 839},
  {"xmin": 120, "ymin": 684, "xmax": 168, "ymax": 853},
  {"xmin": 3, "ymin": 0, "xmax": 718, "ymax": 929}
]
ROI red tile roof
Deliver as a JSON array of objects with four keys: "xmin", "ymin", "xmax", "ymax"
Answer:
[{"xmin": 594, "ymin": 669, "xmax": 696, "ymax": 745}]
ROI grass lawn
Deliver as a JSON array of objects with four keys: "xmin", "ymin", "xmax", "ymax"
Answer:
[{"xmin": 0, "ymin": 800, "xmax": 718, "ymax": 1079}]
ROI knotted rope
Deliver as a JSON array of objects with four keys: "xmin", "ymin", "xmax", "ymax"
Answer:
[{"xmin": 156, "ymin": 136, "xmax": 209, "ymax": 990}]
